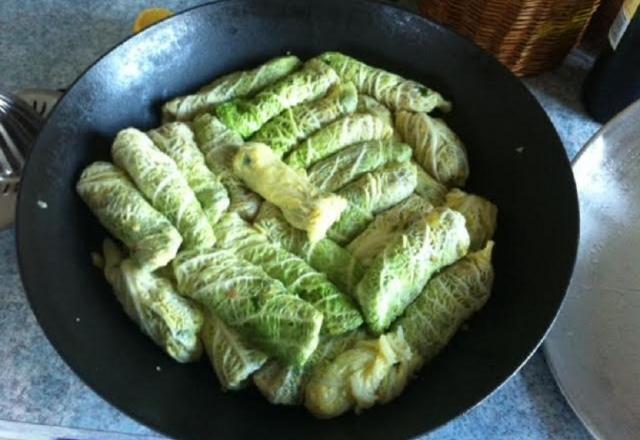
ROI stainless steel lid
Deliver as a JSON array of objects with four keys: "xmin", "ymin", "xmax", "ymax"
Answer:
[{"xmin": 545, "ymin": 99, "xmax": 640, "ymax": 440}]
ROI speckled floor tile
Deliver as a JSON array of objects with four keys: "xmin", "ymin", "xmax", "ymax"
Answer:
[{"xmin": 523, "ymin": 51, "xmax": 601, "ymax": 160}]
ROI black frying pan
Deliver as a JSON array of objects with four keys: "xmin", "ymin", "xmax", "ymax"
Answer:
[{"xmin": 16, "ymin": 1, "xmax": 579, "ymax": 439}]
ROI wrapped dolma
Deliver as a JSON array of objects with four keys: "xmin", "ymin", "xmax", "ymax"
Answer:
[
  {"xmin": 414, "ymin": 162, "xmax": 447, "ymax": 205},
  {"xmin": 77, "ymin": 162, "xmax": 182, "ymax": 270},
  {"xmin": 80, "ymin": 52, "xmax": 501, "ymax": 411},
  {"xmin": 212, "ymin": 213, "xmax": 363, "ymax": 336},
  {"xmin": 233, "ymin": 143, "xmax": 347, "ymax": 242},
  {"xmin": 162, "ymin": 55, "xmax": 302, "ymax": 121},
  {"xmin": 328, "ymin": 161, "xmax": 417, "ymax": 245},
  {"xmin": 304, "ymin": 328, "xmax": 416, "ymax": 418},
  {"xmin": 251, "ymin": 82, "xmax": 358, "ymax": 157},
  {"xmin": 112, "ymin": 128, "xmax": 215, "ymax": 249},
  {"xmin": 254, "ymin": 330, "xmax": 365, "ymax": 405},
  {"xmin": 256, "ymin": 243, "xmax": 494, "ymax": 415},
  {"xmin": 445, "ymin": 189, "xmax": 498, "ymax": 251},
  {"xmin": 307, "ymin": 139, "xmax": 412, "ymax": 192},
  {"xmin": 356, "ymin": 94, "xmax": 394, "ymax": 129},
  {"xmin": 254, "ymin": 203, "xmax": 364, "ymax": 293},
  {"xmin": 375, "ymin": 339, "xmax": 423, "ymax": 404},
  {"xmin": 355, "ymin": 207, "xmax": 470, "ymax": 334},
  {"xmin": 216, "ymin": 59, "xmax": 339, "ymax": 137},
  {"xmin": 101, "ymin": 239, "xmax": 203, "ymax": 363},
  {"xmin": 394, "ymin": 241, "xmax": 494, "ymax": 362},
  {"xmin": 319, "ymin": 52, "xmax": 450, "ymax": 113},
  {"xmin": 347, "ymin": 195, "xmax": 433, "ymax": 268},
  {"xmin": 285, "ymin": 113, "xmax": 393, "ymax": 169},
  {"xmin": 201, "ymin": 312, "xmax": 268, "ymax": 391},
  {"xmin": 191, "ymin": 113, "xmax": 262, "ymax": 220},
  {"xmin": 173, "ymin": 248, "xmax": 323, "ymax": 365},
  {"xmin": 395, "ymin": 111, "xmax": 469, "ymax": 187},
  {"xmin": 148, "ymin": 122, "xmax": 229, "ymax": 226}
]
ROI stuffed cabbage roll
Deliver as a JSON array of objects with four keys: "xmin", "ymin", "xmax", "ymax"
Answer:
[
  {"xmin": 101, "ymin": 239, "xmax": 203, "ymax": 363},
  {"xmin": 201, "ymin": 312, "xmax": 268, "ymax": 390},
  {"xmin": 254, "ymin": 330, "xmax": 365, "ymax": 405},
  {"xmin": 191, "ymin": 113, "xmax": 262, "ymax": 220},
  {"xmin": 233, "ymin": 143, "xmax": 347, "ymax": 242},
  {"xmin": 254, "ymin": 203, "xmax": 364, "ymax": 293},
  {"xmin": 285, "ymin": 113, "xmax": 393, "ymax": 169},
  {"xmin": 212, "ymin": 213, "xmax": 363, "ymax": 335},
  {"xmin": 148, "ymin": 122, "xmax": 229, "ymax": 226},
  {"xmin": 251, "ymin": 82, "xmax": 358, "ymax": 157},
  {"xmin": 396, "ymin": 111, "xmax": 469, "ymax": 187},
  {"xmin": 112, "ymin": 128, "xmax": 215, "ymax": 249},
  {"xmin": 162, "ymin": 55, "xmax": 302, "ymax": 121},
  {"xmin": 347, "ymin": 195, "xmax": 433, "ymax": 268},
  {"xmin": 307, "ymin": 140, "xmax": 412, "ymax": 192},
  {"xmin": 355, "ymin": 207, "xmax": 470, "ymax": 334},
  {"xmin": 304, "ymin": 328, "xmax": 417, "ymax": 418},
  {"xmin": 445, "ymin": 189, "xmax": 498, "ymax": 251},
  {"xmin": 328, "ymin": 161, "xmax": 417, "ymax": 244},
  {"xmin": 356, "ymin": 94, "xmax": 394, "ymax": 129},
  {"xmin": 217, "ymin": 59, "xmax": 339, "ymax": 137},
  {"xmin": 77, "ymin": 162, "xmax": 182, "ymax": 270},
  {"xmin": 319, "ymin": 52, "xmax": 450, "ymax": 113},
  {"xmin": 414, "ymin": 162, "xmax": 447, "ymax": 205},
  {"xmin": 375, "ymin": 337, "xmax": 423, "ymax": 404},
  {"xmin": 394, "ymin": 241, "xmax": 494, "ymax": 362},
  {"xmin": 173, "ymin": 248, "xmax": 322, "ymax": 365}
]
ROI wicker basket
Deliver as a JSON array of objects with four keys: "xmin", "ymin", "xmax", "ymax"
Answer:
[{"xmin": 419, "ymin": 0, "xmax": 601, "ymax": 76}]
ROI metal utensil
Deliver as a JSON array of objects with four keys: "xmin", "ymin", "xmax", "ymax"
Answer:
[
  {"xmin": 545, "ymin": 99, "xmax": 640, "ymax": 440},
  {"xmin": 0, "ymin": 89, "xmax": 59, "ymax": 229},
  {"xmin": 17, "ymin": 89, "xmax": 62, "ymax": 120}
]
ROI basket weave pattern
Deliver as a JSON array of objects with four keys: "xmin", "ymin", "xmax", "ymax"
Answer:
[{"xmin": 419, "ymin": 0, "xmax": 600, "ymax": 76}]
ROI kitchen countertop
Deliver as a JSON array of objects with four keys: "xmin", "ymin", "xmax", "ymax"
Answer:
[{"xmin": 0, "ymin": 1, "xmax": 601, "ymax": 439}]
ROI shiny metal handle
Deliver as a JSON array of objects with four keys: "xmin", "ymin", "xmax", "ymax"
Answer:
[
  {"xmin": 0, "ymin": 89, "xmax": 61, "ymax": 229},
  {"xmin": 0, "ymin": 92, "xmax": 40, "ymax": 180}
]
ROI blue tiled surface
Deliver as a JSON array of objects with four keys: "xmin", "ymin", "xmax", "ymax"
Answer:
[{"xmin": 0, "ymin": 1, "xmax": 600, "ymax": 439}]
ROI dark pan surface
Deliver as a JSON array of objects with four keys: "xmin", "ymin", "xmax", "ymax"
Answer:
[{"xmin": 16, "ymin": 1, "xmax": 578, "ymax": 439}]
